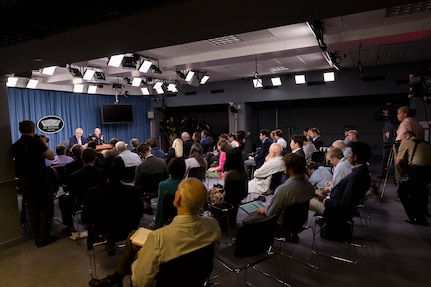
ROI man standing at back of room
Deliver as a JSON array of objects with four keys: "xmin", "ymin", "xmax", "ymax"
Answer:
[{"xmin": 12, "ymin": 120, "xmax": 57, "ymax": 247}]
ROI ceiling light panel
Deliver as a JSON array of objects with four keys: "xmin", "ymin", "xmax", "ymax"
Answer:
[
  {"xmin": 271, "ymin": 77, "xmax": 282, "ymax": 86},
  {"xmin": 108, "ymin": 54, "xmax": 124, "ymax": 67},
  {"xmin": 323, "ymin": 72, "xmax": 335, "ymax": 82},
  {"xmin": 42, "ymin": 66, "xmax": 56, "ymax": 75},
  {"xmin": 295, "ymin": 75, "xmax": 306, "ymax": 84},
  {"xmin": 83, "ymin": 69, "xmax": 95, "ymax": 80},
  {"xmin": 6, "ymin": 76, "xmax": 18, "ymax": 87},
  {"xmin": 139, "ymin": 60, "xmax": 152, "ymax": 73},
  {"xmin": 132, "ymin": 77, "xmax": 142, "ymax": 86},
  {"xmin": 88, "ymin": 85, "xmax": 97, "ymax": 94},
  {"xmin": 26, "ymin": 79, "xmax": 39, "ymax": 89}
]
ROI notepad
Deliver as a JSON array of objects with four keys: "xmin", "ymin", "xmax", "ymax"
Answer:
[
  {"xmin": 239, "ymin": 201, "xmax": 265, "ymax": 215},
  {"xmin": 130, "ymin": 227, "xmax": 153, "ymax": 246}
]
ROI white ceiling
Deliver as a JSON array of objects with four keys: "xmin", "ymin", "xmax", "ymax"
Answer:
[{"xmin": 3, "ymin": 1, "xmax": 431, "ymax": 92}]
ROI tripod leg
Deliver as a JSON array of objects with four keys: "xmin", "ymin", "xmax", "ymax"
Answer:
[{"xmin": 380, "ymin": 148, "xmax": 394, "ymax": 201}]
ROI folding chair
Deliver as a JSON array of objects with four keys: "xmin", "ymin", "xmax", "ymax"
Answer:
[{"xmin": 211, "ymin": 215, "xmax": 290, "ymax": 286}]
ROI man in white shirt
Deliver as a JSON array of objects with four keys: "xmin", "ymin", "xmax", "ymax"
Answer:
[
  {"xmin": 116, "ymin": 141, "xmax": 142, "ymax": 167},
  {"xmin": 248, "ymin": 143, "xmax": 284, "ymax": 196}
]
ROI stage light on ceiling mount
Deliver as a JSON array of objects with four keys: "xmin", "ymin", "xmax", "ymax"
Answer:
[
  {"xmin": 295, "ymin": 75, "xmax": 306, "ymax": 84},
  {"xmin": 124, "ymin": 77, "xmax": 132, "ymax": 85},
  {"xmin": 253, "ymin": 78, "xmax": 263, "ymax": 88},
  {"xmin": 271, "ymin": 77, "xmax": 282, "ymax": 86},
  {"xmin": 200, "ymin": 74, "xmax": 209, "ymax": 84},
  {"xmin": 88, "ymin": 85, "xmax": 97, "ymax": 94},
  {"xmin": 176, "ymin": 70, "xmax": 186, "ymax": 79},
  {"xmin": 323, "ymin": 72, "xmax": 335, "ymax": 82},
  {"xmin": 83, "ymin": 69, "xmax": 95, "ymax": 80},
  {"xmin": 107, "ymin": 54, "xmax": 124, "ymax": 67},
  {"xmin": 252, "ymin": 57, "xmax": 263, "ymax": 88},
  {"xmin": 151, "ymin": 64, "xmax": 162, "ymax": 74},
  {"xmin": 132, "ymin": 77, "xmax": 142, "ymax": 87},
  {"xmin": 73, "ymin": 83, "xmax": 84, "ymax": 93},
  {"xmin": 26, "ymin": 79, "xmax": 39, "ymax": 89},
  {"xmin": 167, "ymin": 83, "xmax": 178, "ymax": 93},
  {"xmin": 94, "ymin": 71, "xmax": 105, "ymax": 81},
  {"xmin": 6, "ymin": 76, "xmax": 18, "ymax": 87},
  {"xmin": 139, "ymin": 60, "xmax": 153, "ymax": 73},
  {"xmin": 141, "ymin": 87, "xmax": 150, "ymax": 95},
  {"xmin": 185, "ymin": 71, "xmax": 195, "ymax": 82},
  {"xmin": 42, "ymin": 66, "xmax": 56, "ymax": 75},
  {"xmin": 68, "ymin": 66, "xmax": 83, "ymax": 78}
]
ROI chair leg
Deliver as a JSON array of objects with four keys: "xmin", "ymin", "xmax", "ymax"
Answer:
[
  {"xmin": 89, "ymin": 237, "xmax": 108, "ymax": 279},
  {"xmin": 312, "ymin": 219, "xmax": 359, "ymax": 264}
]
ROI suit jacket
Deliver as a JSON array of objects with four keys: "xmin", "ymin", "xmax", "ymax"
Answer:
[
  {"xmin": 324, "ymin": 164, "xmax": 370, "ymax": 218},
  {"xmin": 68, "ymin": 135, "xmax": 88, "ymax": 149},
  {"xmin": 134, "ymin": 156, "xmax": 169, "ymax": 187},
  {"xmin": 254, "ymin": 137, "xmax": 273, "ymax": 169}
]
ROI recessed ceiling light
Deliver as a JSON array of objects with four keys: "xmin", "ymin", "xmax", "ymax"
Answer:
[{"xmin": 295, "ymin": 75, "xmax": 306, "ymax": 84}]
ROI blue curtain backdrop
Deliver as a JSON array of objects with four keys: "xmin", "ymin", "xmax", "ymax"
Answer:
[{"xmin": 8, "ymin": 88, "xmax": 151, "ymax": 150}]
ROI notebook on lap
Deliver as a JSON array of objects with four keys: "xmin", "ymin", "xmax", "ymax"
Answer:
[{"xmin": 239, "ymin": 200, "xmax": 265, "ymax": 215}]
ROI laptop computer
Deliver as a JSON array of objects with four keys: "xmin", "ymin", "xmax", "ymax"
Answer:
[{"xmin": 239, "ymin": 200, "xmax": 265, "ymax": 215}]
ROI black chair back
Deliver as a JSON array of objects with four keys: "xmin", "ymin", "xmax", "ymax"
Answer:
[
  {"xmin": 234, "ymin": 215, "xmax": 277, "ymax": 258},
  {"xmin": 278, "ymin": 201, "xmax": 309, "ymax": 237},
  {"xmin": 268, "ymin": 171, "xmax": 283, "ymax": 194},
  {"xmin": 188, "ymin": 166, "xmax": 206, "ymax": 181},
  {"xmin": 140, "ymin": 172, "xmax": 168, "ymax": 198},
  {"xmin": 155, "ymin": 243, "xmax": 214, "ymax": 287},
  {"xmin": 122, "ymin": 166, "xmax": 136, "ymax": 183}
]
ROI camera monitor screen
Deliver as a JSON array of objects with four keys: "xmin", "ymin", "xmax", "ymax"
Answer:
[{"xmin": 101, "ymin": 104, "xmax": 134, "ymax": 124}]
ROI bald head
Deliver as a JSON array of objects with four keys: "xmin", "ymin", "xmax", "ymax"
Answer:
[
  {"xmin": 269, "ymin": 143, "xmax": 283, "ymax": 157},
  {"xmin": 174, "ymin": 178, "xmax": 207, "ymax": 215},
  {"xmin": 115, "ymin": 141, "xmax": 127, "ymax": 153},
  {"xmin": 332, "ymin": 140, "xmax": 345, "ymax": 151}
]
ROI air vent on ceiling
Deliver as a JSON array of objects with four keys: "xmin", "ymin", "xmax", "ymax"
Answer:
[
  {"xmin": 207, "ymin": 35, "xmax": 242, "ymax": 46},
  {"xmin": 210, "ymin": 89, "xmax": 224, "ymax": 94},
  {"xmin": 387, "ymin": 1, "xmax": 431, "ymax": 17}
]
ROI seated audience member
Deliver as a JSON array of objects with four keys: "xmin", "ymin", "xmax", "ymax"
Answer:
[
  {"xmin": 87, "ymin": 128, "xmax": 105, "ymax": 145},
  {"xmin": 207, "ymin": 139, "xmax": 229, "ymax": 179},
  {"xmin": 63, "ymin": 144, "xmax": 84, "ymax": 186},
  {"xmin": 87, "ymin": 140, "xmax": 104, "ymax": 168},
  {"xmin": 325, "ymin": 147, "xmax": 352, "ymax": 192},
  {"xmin": 104, "ymin": 138, "xmax": 119, "ymax": 159},
  {"xmin": 244, "ymin": 129, "xmax": 273, "ymax": 174},
  {"xmin": 134, "ymin": 142, "xmax": 169, "ymax": 188},
  {"xmin": 248, "ymin": 143, "xmax": 284, "ymax": 196},
  {"xmin": 165, "ymin": 137, "xmax": 183, "ymax": 165},
  {"xmin": 308, "ymin": 127, "xmax": 324, "ymax": 150},
  {"xmin": 347, "ymin": 129, "xmax": 359, "ymax": 142},
  {"xmin": 332, "ymin": 139, "xmax": 351, "ymax": 158},
  {"xmin": 88, "ymin": 178, "xmax": 221, "ymax": 287},
  {"xmin": 59, "ymin": 148, "xmax": 106, "ymax": 235},
  {"xmin": 316, "ymin": 142, "xmax": 371, "ymax": 241},
  {"xmin": 309, "ymin": 147, "xmax": 352, "ymax": 215},
  {"xmin": 192, "ymin": 131, "xmax": 201, "ymax": 145},
  {"xmin": 116, "ymin": 141, "xmax": 142, "ymax": 167},
  {"xmin": 227, "ymin": 132, "xmax": 239, "ymax": 148},
  {"xmin": 306, "ymin": 161, "xmax": 333, "ymax": 190},
  {"xmin": 303, "ymin": 136, "xmax": 318, "ymax": 163},
  {"xmin": 50, "ymin": 144, "xmax": 73, "ymax": 167},
  {"xmin": 185, "ymin": 143, "xmax": 207, "ymax": 178},
  {"xmin": 394, "ymin": 131, "xmax": 431, "ymax": 226},
  {"xmin": 181, "ymin": 132, "xmax": 193, "ymax": 158},
  {"xmin": 243, "ymin": 153, "xmax": 315, "ymax": 236},
  {"xmin": 289, "ymin": 134, "xmax": 305, "ymax": 157},
  {"xmin": 82, "ymin": 156, "xmax": 144, "ymax": 253},
  {"xmin": 254, "ymin": 129, "xmax": 273, "ymax": 169},
  {"xmin": 154, "ymin": 158, "xmax": 186, "ymax": 229},
  {"xmin": 220, "ymin": 148, "xmax": 248, "ymax": 226},
  {"xmin": 147, "ymin": 138, "xmax": 165, "ymax": 159},
  {"xmin": 273, "ymin": 129, "xmax": 288, "ymax": 149},
  {"xmin": 130, "ymin": 138, "xmax": 140, "ymax": 154}
]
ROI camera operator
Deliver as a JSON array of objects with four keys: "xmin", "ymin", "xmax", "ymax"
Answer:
[
  {"xmin": 12, "ymin": 120, "xmax": 57, "ymax": 247},
  {"xmin": 394, "ymin": 106, "xmax": 424, "ymax": 184}
]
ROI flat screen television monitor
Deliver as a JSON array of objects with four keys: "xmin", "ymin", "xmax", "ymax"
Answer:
[{"xmin": 101, "ymin": 104, "xmax": 134, "ymax": 124}]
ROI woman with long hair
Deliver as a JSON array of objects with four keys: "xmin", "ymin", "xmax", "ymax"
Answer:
[
  {"xmin": 185, "ymin": 143, "xmax": 207, "ymax": 178},
  {"xmin": 207, "ymin": 139, "xmax": 229, "ymax": 179}
]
